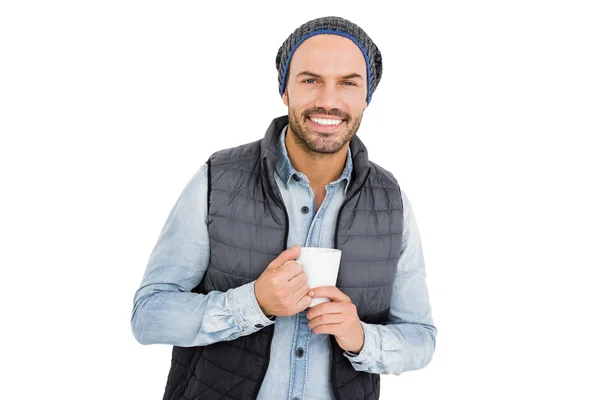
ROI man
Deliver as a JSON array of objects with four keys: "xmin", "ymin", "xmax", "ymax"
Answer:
[{"xmin": 131, "ymin": 16, "xmax": 436, "ymax": 400}]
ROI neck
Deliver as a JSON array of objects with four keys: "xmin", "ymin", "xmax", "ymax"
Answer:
[{"xmin": 285, "ymin": 127, "xmax": 348, "ymax": 187}]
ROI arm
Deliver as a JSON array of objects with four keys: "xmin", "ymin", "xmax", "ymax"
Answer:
[
  {"xmin": 344, "ymin": 190, "xmax": 437, "ymax": 374},
  {"xmin": 130, "ymin": 164, "xmax": 274, "ymax": 347}
]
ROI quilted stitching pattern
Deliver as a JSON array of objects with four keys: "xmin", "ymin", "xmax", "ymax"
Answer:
[{"xmin": 163, "ymin": 116, "xmax": 403, "ymax": 400}]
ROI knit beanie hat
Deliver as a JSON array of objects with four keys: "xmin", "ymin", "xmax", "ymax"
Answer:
[{"xmin": 276, "ymin": 16, "xmax": 383, "ymax": 104}]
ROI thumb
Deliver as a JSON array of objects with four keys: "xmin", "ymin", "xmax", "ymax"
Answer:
[{"xmin": 267, "ymin": 245, "xmax": 301, "ymax": 270}]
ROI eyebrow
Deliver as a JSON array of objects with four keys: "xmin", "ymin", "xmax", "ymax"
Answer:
[{"xmin": 296, "ymin": 71, "xmax": 364, "ymax": 80}]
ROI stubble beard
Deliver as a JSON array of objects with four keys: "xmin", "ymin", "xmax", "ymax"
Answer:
[{"xmin": 287, "ymin": 102, "xmax": 363, "ymax": 159}]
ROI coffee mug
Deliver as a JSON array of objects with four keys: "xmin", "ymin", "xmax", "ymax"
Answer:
[{"xmin": 295, "ymin": 247, "xmax": 342, "ymax": 307}]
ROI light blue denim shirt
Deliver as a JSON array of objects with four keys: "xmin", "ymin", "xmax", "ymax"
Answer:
[{"xmin": 131, "ymin": 125, "xmax": 437, "ymax": 400}]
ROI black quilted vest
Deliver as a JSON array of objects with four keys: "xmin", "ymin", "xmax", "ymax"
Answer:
[{"xmin": 162, "ymin": 116, "xmax": 404, "ymax": 400}]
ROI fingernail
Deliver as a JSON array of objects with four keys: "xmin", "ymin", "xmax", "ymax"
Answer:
[{"xmin": 308, "ymin": 290, "xmax": 314, "ymax": 296}]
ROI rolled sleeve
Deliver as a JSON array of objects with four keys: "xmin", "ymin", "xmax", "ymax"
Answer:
[
  {"xmin": 228, "ymin": 281, "xmax": 276, "ymax": 332},
  {"xmin": 343, "ymin": 321, "xmax": 380, "ymax": 369}
]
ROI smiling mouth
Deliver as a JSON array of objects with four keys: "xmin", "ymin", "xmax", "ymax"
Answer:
[
  {"xmin": 305, "ymin": 116, "xmax": 345, "ymax": 133},
  {"xmin": 308, "ymin": 117, "xmax": 344, "ymax": 126}
]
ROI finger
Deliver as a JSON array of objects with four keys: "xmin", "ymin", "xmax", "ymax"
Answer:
[
  {"xmin": 293, "ymin": 284, "xmax": 310, "ymax": 304},
  {"xmin": 291, "ymin": 279, "xmax": 310, "ymax": 306},
  {"xmin": 308, "ymin": 286, "xmax": 350, "ymax": 303},
  {"xmin": 306, "ymin": 301, "xmax": 345, "ymax": 320},
  {"xmin": 308, "ymin": 313, "xmax": 346, "ymax": 330},
  {"xmin": 294, "ymin": 282, "xmax": 310, "ymax": 295},
  {"xmin": 288, "ymin": 271, "xmax": 308, "ymax": 292},
  {"xmin": 312, "ymin": 323, "xmax": 344, "ymax": 336},
  {"xmin": 296, "ymin": 294, "xmax": 312, "ymax": 311},
  {"xmin": 266, "ymin": 245, "xmax": 301, "ymax": 270},
  {"xmin": 278, "ymin": 261, "xmax": 303, "ymax": 280}
]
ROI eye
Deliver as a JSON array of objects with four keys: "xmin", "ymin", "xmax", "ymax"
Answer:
[
  {"xmin": 343, "ymin": 81, "xmax": 357, "ymax": 86},
  {"xmin": 302, "ymin": 79, "xmax": 317, "ymax": 84}
]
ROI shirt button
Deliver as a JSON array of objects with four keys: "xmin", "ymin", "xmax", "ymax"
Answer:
[
  {"xmin": 295, "ymin": 347, "xmax": 304, "ymax": 358},
  {"xmin": 254, "ymin": 324, "xmax": 263, "ymax": 328},
  {"xmin": 301, "ymin": 206, "xmax": 310, "ymax": 214},
  {"xmin": 292, "ymin": 174, "xmax": 300, "ymax": 182},
  {"xmin": 293, "ymin": 397, "xmax": 300, "ymax": 400}
]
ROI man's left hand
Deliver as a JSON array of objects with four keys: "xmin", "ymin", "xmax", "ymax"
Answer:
[{"xmin": 306, "ymin": 286, "xmax": 364, "ymax": 354}]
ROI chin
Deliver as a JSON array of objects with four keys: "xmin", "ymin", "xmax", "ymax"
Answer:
[{"xmin": 306, "ymin": 135, "xmax": 348, "ymax": 154}]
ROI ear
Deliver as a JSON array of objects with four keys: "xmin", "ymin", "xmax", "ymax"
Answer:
[{"xmin": 282, "ymin": 89, "xmax": 289, "ymax": 106}]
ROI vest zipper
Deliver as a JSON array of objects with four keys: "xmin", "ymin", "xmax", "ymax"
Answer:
[
  {"xmin": 334, "ymin": 168, "xmax": 371, "ymax": 248},
  {"xmin": 331, "ymin": 167, "xmax": 371, "ymax": 400},
  {"xmin": 262, "ymin": 157, "xmax": 290, "ymax": 246}
]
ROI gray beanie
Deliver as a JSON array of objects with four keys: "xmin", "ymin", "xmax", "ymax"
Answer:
[{"xmin": 276, "ymin": 16, "xmax": 383, "ymax": 104}]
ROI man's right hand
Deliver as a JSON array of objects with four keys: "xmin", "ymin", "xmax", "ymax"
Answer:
[{"xmin": 255, "ymin": 245, "xmax": 312, "ymax": 317}]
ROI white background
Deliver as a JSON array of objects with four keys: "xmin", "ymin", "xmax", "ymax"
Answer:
[{"xmin": 1, "ymin": 1, "xmax": 599, "ymax": 399}]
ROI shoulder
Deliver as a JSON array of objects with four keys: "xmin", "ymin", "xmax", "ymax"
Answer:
[
  {"xmin": 366, "ymin": 160, "xmax": 409, "ymax": 216},
  {"xmin": 208, "ymin": 139, "xmax": 262, "ymax": 167},
  {"xmin": 181, "ymin": 163, "xmax": 209, "ymax": 198},
  {"xmin": 368, "ymin": 160, "xmax": 401, "ymax": 188}
]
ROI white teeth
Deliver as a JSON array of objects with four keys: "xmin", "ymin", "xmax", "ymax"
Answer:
[{"xmin": 309, "ymin": 117, "xmax": 343, "ymax": 126}]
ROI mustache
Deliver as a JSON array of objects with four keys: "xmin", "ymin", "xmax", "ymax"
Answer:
[{"xmin": 301, "ymin": 108, "xmax": 350, "ymax": 120}]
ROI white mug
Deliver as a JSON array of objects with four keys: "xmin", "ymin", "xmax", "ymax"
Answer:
[{"xmin": 295, "ymin": 247, "xmax": 342, "ymax": 307}]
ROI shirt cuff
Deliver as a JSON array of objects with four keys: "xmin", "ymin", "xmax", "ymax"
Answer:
[
  {"xmin": 343, "ymin": 321, "xmax": 379, "ymax": 367},
  {"xmin": 227, "ymin": 281, "xmax": 275, "ymax": 331}
]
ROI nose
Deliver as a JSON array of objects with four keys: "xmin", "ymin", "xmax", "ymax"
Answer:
[{"xmin": 314, "ymin": 82, "xmax": 343, "ymax": 111}]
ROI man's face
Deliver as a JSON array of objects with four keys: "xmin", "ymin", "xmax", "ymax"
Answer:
[{"xmin": 283, "ymin": 34, "xmax": 368, "ymax": 155}]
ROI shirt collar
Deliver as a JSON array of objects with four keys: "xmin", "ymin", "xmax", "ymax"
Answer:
[{"xmin": 275, "ymin": 124, "xmax": 353, "ymax": 194}]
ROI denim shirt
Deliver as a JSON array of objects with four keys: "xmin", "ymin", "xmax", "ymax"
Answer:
[{"xmin": 131, "ymin": 125, "xmax": 437, "ymax": 400}]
